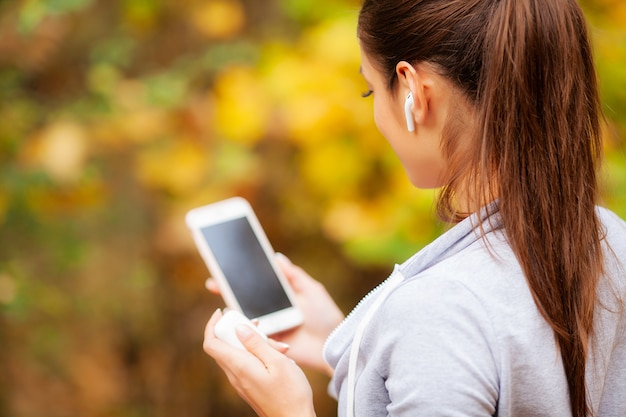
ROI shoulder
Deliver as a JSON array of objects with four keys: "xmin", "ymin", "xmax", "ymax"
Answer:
[
  {"xmin": 597, "ymin": 206, "xmax": 626, "ymax": 234},
  {"xmin": 367, "ymin": 231, "xmax": 546, "ymax": 370},
  {"xmin": 597, "ymin": 205, "xmax": 626, "ymax": 225},
  {"xmin": 597, "ymin": 206, "xmax": 626, "ymax": 252},
  {"xmin": 596, "ymin": 206, "xmax": 626, "ymax": 291},
  {"xmin": 363, "ymin": 258, "xmax": 503, "ymax": 415},
  {"xmin": 389, "ymin": 232, "xmax": 529, "ymax": 319},
  {"xmin": 367, "ymin": 236, "xmax": 521, "ymax": 362}
]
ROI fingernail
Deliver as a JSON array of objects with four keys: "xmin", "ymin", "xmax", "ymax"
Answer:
[
  {"xmin": 235, "ymin": 324, "xmax": 254, "ymax": 341},
  {"xmin": 276, "ymin": 341, "xmax": 290, "ymax": 350},
  {"xmin": 276, "ymin": 252, "xmax": 292, "ymax": 264},
  {"xmin": 205, "ymin": 278, "xmax": 212, "ymax": 290}
]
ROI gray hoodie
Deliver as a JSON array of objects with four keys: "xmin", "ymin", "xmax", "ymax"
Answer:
[{"xmin": 324, "ymin": 205, "xmax": 626, "ymax": 417}]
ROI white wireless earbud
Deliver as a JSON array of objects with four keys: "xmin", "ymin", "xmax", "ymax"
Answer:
[{"xmin": 404, "ymin": 92, "xmax": 415, "ymax": 132}]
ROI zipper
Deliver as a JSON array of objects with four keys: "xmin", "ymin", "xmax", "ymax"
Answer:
[
  {"xmin": 346, "ymin": 267, "xmax": 404, "ymax": 417},
  {"xmin": 322, "ymin": 264, "xmax": 402, "ymax": 360}
]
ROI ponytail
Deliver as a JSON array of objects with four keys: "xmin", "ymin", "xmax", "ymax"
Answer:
[
  {"xmin": 479, "ymin": 1, "xmax": 603, "ymax": 415},
  {"xmin": 359, "ymin": 0, "xmax": 604, "ymax": 415}
]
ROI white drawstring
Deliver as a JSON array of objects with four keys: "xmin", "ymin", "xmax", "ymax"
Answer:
[{"xmin": 346, "ymin": 266, "xmax": 404, "ymax": 417}]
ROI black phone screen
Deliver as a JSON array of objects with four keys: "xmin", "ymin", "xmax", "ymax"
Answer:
[{"xmin": 200, "ymin": 217, "xmax": 293, "ymax": 318}]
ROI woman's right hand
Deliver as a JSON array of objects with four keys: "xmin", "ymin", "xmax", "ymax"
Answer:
[{"xmin": 205, "ymin": 253, "xmax": 345, "ymax": 377}]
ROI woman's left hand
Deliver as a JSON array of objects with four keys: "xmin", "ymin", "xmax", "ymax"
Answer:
[{"xmin": 203, "ymin": 309, "xmax": 317, "ymax": 417}]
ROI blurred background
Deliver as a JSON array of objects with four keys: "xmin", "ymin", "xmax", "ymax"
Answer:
[{"xmin": 0, "ymin": 0, "xmax": 624, "ymax": 416}]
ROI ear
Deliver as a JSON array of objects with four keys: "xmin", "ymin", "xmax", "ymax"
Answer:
[{"xmin": 396, "ymin": 61, "xmax": 429, "ymax": 125}]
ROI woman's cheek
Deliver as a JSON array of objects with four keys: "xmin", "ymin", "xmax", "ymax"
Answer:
[{"xmin": 373, "ymin": 106, "xmax": 394, "ymax": 142}]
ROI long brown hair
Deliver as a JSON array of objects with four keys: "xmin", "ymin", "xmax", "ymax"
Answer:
[{"xmin": 358, "ymin": 0, "xmax": 604, "ymax": 415}]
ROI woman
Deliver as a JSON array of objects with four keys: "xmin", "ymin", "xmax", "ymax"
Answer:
[{"xmin": 202, "ymin": 0, "xmax": 626, "ymax": 416}]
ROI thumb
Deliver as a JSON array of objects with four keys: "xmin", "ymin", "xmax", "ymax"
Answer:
[
  {"xmin": 236, "ymin": 324, "xmax": 278, "ymax": 365},
  {"xmin": 274, "ymin": 252, "xmax": 304, "ymax": 291}
]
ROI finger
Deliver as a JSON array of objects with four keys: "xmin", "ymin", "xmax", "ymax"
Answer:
[
  {"xmin": 274, "ymin": 252, "xmax": 294, "ymax": 278},
  {"xmin": 267, "ymin": 338, "xmax": 290, "ymax": 354},
  {"xmin": 275, "ymin": 252, "xmax": 293, "ymax": 267},
  {"xmin": 204, "ymin": 313, "xmax": 267, "ymax": 375},
  {"xmin": 208, "ymin": 307, "xmax": 222, "ymax": 328},
  {"xmin": 203, "ymin": 308, "xmax": 223, "ymax": 351},
  {"xmin": 275, "ymin": 253, "xmax": 305, "ymax": 291},
  {"xmin": 235, "ymin": 324, "xmax": 284, "ymax": 367},
  {"xmin": 204, "ymin": 278, "xmax": 221, "ymax": 294}
]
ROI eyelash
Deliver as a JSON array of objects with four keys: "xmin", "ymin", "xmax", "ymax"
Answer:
[{"xmin": 361, "ymin": 89, "xmax": 373, "ymax": 98}]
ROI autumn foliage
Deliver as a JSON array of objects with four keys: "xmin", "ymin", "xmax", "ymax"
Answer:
[{"xmin": 0, "ymin": 0, "xmax": 624, "ymax": 416}]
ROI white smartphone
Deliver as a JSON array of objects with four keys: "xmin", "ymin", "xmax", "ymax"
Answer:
[{"xmin": 185, "ymin": 197, "xmax": 303, "ymax": 335}]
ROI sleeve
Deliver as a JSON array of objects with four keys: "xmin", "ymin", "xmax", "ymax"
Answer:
[{"xmin": 368, "ymin": 277, "xmax": 500, "ymax": 416}]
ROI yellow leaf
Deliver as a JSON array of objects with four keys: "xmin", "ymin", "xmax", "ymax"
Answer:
[
  {"xmin": 117, "ymin": 108, "xmax": 171, "ymax": 144},
  {"xmin": 299, "ymin": 139, "xmax": 367, "ymax": 195},
  {"xmin": 213, "ymin": 65, "xmax": 270, "ymax": 146},
  {"xmin": 322, "ymin": 200, "xmax": 379, "ymax": 241},
  {"xmin": 24, "ymin": 121, "xmax": 88, "ymax": 184},
  {"xmin": 301, "ymin": 16, "xmax": 360, "ymax": 68},
  {"xmin": 135, "ymin": 139, "xmax": 209, "ymax": 194},
  {"xmin": 0, "ymin": 273, "xmax": 16, "ymax": 305},
  {"xmin": 191, "ymin": 0, "xmax": 245, "ymax": 40}
]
